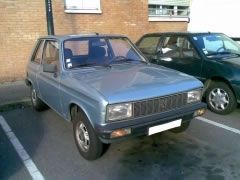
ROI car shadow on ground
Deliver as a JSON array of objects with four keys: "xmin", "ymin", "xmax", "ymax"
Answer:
[{"xmin": 104, "ymin": 131, "xmax": 240, "ymax": 180}]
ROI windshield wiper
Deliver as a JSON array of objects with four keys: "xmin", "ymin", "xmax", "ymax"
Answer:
[
  {"xmin": 70, "ymin": 63, "xmax": 97, "ymax": 69},
  {"xmin": 70, "ymin": 63, "xmax": 111, "ymax": 69},
  {"xmin": 109, "ymin": 56, "xmax": 147, "ymax": 64}
]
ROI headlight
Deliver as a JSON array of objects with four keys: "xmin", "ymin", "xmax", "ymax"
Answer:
[
  {"xmin": 187, "ymin": 90, "xmax": 202, "ymax": 103},
  {"xmin": 107, "ymin": 103, "xmax": 132, "ymax": 121}
]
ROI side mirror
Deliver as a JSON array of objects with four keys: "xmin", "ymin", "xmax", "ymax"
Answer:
[
  {"xmin": 151, "ymin": 48, "xmax": 162, "ymax": 62},
  {"xmin": 43, "ymin": 64, "xmax": 57, "ymax": 73}
]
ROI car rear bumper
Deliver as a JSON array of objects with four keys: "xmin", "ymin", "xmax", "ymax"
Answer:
[{"xmin": 95, "ymin": 102, "xmax": 206, "ymax": 143}]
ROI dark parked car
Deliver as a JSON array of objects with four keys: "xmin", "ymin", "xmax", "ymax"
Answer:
[
  {"xmin": 136, "ymin": 32, "xmax": 240, "ymax": 114},
  {"xmin": 26, "ymin": 33, "xmax": 205, "ymax": 160},
  {"xmin": 232, "ymin": 37, "xmax": 240, "ymax": 44}
]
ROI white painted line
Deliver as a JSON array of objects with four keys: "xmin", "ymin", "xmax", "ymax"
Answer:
[
  {"xmin": 0, "ymin": 116, "xmax": 45, "ymax": 180},
  {"xmin": 196, "ymin": 116, "xmax": 240, "ymax": 135}
]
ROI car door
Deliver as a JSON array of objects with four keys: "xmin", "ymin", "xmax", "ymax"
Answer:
[
  {"xmin": 27, "ymin": 40, "xmax": 44, "ymax": 94},
  {"xmin": 158, "ymin": 35, "xmax": 203, "ymax": 78},
  {"xmin": 136, "ymin": 35, "xmax": 161, "ymax": 61},
  {"xmin": 37, "ymin": 39, "xmax": 62, "ymax": 113}
]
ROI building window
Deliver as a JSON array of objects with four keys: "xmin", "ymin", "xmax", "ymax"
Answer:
[
  {"xmin": 148, "ymin": 0, "xmax": 190, "ymax": 22},
  {"xmin": 64, "ymin": 0, "xmax": 102, "ymax": 14}
]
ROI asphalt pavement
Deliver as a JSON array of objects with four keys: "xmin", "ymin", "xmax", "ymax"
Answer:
[
  {"xmin": 1, "ymin": 107, "xmax": 240, "ymax": 180},
  {"xmin": 0, "ymin": 81, "xmax": 30, "ymax": 106},
  {"xmin": 0, "ymin": 82, "xmax": 240, "ymax": 179}
]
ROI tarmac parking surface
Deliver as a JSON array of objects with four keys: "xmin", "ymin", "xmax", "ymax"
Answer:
[{"xmin": 1, "ymin": 107, "xmax": 240, "ymax": 180}]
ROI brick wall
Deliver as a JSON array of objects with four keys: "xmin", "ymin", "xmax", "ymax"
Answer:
[{"xmin": 0, "ymin": 0, "xmax": 187, "ymax": 82}]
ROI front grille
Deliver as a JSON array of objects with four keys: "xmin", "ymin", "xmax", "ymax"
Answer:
[{"xmin": 133, "ymin": 93, "xmax": 188, "ymax": 117}]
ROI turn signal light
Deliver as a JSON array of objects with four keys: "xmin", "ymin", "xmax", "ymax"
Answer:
[
  {"xmin": 110, "ymin": 128, "xmax": 131, "ymax": 138},
  {"xmin": 194, "ymin": 108, "xmax": 205, "ymax": 117}
]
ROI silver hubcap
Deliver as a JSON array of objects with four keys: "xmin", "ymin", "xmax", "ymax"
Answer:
[
  {"xmin": 31, "ymin": 89, "xmax": 37, "ymax": 105},
  {"xmin": 209, "ymin": 88, "xmax": 229, "ymax": 111},
  {"xmin": 76, "ymin": 122, "xmax": 90, "ymax": 152}
]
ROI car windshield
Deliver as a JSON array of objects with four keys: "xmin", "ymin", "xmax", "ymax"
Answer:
[
  {"xmin": 192, "ymin": 34, "xmax": 240, "ymax": 58},
  {"xmin": 63, "ymin": 37, "xmax": 145, "ymax": 69}
]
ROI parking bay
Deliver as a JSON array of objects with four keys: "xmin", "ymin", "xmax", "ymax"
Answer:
[{"xmin": 1, "ymin": 107, "xmax": 240, "ymax": 180}]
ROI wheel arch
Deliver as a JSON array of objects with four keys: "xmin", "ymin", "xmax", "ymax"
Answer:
[
  {"xmin": 204, "ymin": 76, "xmax": 236, "ymax": 98},
  {"xmin": 25, "ymin": 78, "xmax": 32, "ymax": 86},
  {"xmin": 69, "ymin": 103, "xmax": 94, "ymax": 127}
]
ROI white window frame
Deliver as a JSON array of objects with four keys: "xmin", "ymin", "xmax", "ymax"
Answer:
[
  {"xmin": 64, "ymin": 0, "xmax": 102, "ymax": 14},
  {"xmin": 148, "ymin": 0, "xmax": 190, "ymax": 22}
]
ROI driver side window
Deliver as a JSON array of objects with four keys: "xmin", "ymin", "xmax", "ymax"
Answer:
[
  {"xmin": 162, "ymin": 36, "xmax": 199, "ymax": 59},
  {"xmin": 42, "ymin": 40, "xmax": 60, "ymax": 67}
]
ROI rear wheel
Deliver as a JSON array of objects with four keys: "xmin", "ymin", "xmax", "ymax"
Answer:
[
  {"xmin": 72, "ymin": 107, "xmax": 104, "ymax": 160},
  {"xmin": 30, "ymin": 86, "xmax": 47, "ymax": 111},
  {"xmin": 206, "ymin": 82, "xmax": 237, "ymax": 114}
]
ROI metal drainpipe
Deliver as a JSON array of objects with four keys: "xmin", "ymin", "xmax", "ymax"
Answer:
[{"xmin": 45, "ymin": 0, "xmax": 55, "ymax": 35}]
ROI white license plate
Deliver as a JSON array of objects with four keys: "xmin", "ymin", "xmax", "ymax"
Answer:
[{"xmin": 148, "ymin": 119, "xmax": 182, "ymax": 136}]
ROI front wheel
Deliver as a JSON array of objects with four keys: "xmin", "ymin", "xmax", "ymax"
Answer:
[
  {"xmin": 72, "ymin": 109, "xmax": 104, "ymax": 160},
  {"xmin": 206, "ymin": 82, "xmax": 237, "ymax": 115}
]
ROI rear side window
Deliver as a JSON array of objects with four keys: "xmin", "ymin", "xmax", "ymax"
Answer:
[
  {"xmin": 138, "ymin": 36, "xmax": 161, "ymax": 54},
  {"xmin": 32, "ymin": 40, "xmax": 44, "ymax": 64}
]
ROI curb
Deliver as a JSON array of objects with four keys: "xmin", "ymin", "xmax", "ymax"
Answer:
[
  {"xmin": 0, "ymin": 80, "xmax": 25, "ymax": 87},
  {"xmin": 0, "ymin": 99, "xmax": 31, "ymax": 112}
]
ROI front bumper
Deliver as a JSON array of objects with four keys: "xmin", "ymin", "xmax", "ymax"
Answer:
[
  {"xmin": 232, "ymin": 84, "xmax": 240, "ymax": 103},
  {"xmin": 95, "ymin": 102, "xmax": 206, "ymax": 143}
]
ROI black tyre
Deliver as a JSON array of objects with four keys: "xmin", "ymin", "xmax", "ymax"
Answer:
[
  {"xmin": 72, "ymin": 107, "xmax": 104, "ymax": 160},
  {"xmin": 206, "ymin": 82, "xmax": 237, "ymax": 115},
  {"xmin": 30, "ymin": 86, "xmax": 47, "ymax": 111},
  {"xmin": 171, "ymin": 121, "xmax": 190, "ymax": 133}
]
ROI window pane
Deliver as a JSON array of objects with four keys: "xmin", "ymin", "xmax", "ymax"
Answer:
[
  {"xmin": 109, "ymin": 38, "xmax": 142, "ymax": 61},
  {"xmin": 162, "ymin": 36, "xmax": 198, "ymax": 58},
  {"xmin": 32, "ymin": 40, "xmax": 44, "ymax": 64},
  {"xmin": 177, "ymin": 6, "xmax": 189, "ymax": 16},
  {"xmin": 83, "ymin": 0, "xmax": 100, "ymax": 10},
  {"xmin": 148, "ymin": 0, "xmax": 190, "ymax": 6},
  {"xmin": 109, "ymin": 38, "xmax": 131, "ymax": 57},
  {"xmin": 162, "ymin": 36, "xmax": 183, "ymax": 58},
  {"xmin": 65, "ymin": 40, "xmax": 89, "ymax": 56},
  {"xmin": 64, "ymin": 38, "xmax": 109, "ymax": 68},
  {"xmin": 43, "ymin": 41, "xmax": 59, "ymax": 65},
  {"xmin": 65, "ymin": 0, "xmax": 100, "ymax": 10},
  {"xmin": 63, "ymin": 37, "xmax": 143, "ymax": 69},
  {"xmin": 162, "ymin": 5, "xmax": 174, "ymax": 16},
  {"xmin": 138, "ymin": 36, "xmax": 161, "ymax": 54},
  {"xmin": 182, "ymin": 38, "xmax": 198, "ymax": 58},
  {"xmin": 148, "ymin": 0, "xmax": 190, "ymax": 17}
]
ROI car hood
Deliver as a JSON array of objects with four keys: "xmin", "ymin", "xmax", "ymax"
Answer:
[
  {"xmin": 222, "ymin": 57, "xmax": 240, "ymax": 67},
  {"xmin": 69, "ymin": 63, "xmax": 203, "ymax": 104}
]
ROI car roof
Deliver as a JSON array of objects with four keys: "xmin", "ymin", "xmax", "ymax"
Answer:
[
  {"xmin": 142, "ymin": 32, "xmax": 223, "ymax": 37},
  {"xmin": 38, "ymin": 33, "xmax": 127, "ymax": 41}
]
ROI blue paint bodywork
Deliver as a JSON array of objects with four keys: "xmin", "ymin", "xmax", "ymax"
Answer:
[{"xmin": 26, "ymin": 34, "xmax": 205, "ymax": 142}]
